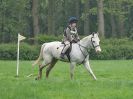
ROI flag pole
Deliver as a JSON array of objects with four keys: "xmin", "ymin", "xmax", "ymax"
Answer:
[
  {"xmin": 16, "ymin": 33, "xmax": 20, "ymax": 77},
  {"xmin": 16, "ymin": 33, "xmax": 26, "ymax": 77}
]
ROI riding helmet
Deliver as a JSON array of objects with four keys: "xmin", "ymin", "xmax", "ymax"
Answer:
[{"xmin": 68, "ymin": 17, "xmax": 78, "ymax": 24}]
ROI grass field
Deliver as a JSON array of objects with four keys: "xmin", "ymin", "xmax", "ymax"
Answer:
[{"xmin": 0, "ymin": 60, "xmax": 133, "ymax": 99}]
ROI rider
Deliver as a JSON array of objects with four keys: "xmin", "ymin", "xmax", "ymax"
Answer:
[{"xmin": 60, "ymin": 17, "xmax": 80, "ymax": 58}]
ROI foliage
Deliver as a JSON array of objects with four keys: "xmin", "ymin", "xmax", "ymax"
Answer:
[
  {"xmin": 1, "ymin": 0, "xmax": 133, "ymax": 43},
  {"xmin": 0, "ymin": 43, "xmax": 39, "ymax": 60},
  {"xmin": 35, "ymin": 34, "xmax": 63, "ymax": 44},
  {"xmin": 0, "ymin": 38, "xmax": 133, "ymax": 60},
  {"xmin": 90, "ymin": 38, "xmax": 133, "ymax": 60}
]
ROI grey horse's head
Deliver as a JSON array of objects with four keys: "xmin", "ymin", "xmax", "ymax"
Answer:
[{"xmin": 91, "ymin": 32, "xmax": 101, "ymax": 53}]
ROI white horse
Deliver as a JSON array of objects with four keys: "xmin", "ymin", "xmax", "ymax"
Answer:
[{"xmin": 33, "ymin": 32, "xmax": 101, "ymax": 80}]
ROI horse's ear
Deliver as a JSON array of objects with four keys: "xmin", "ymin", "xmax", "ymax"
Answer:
[
  {"xmin": 92, "ymin": 32, "xmax": 95, "ymax": 36},
  {"xmin": 97, "ymin": 32, "xmax": 99, "ymax": 35}
]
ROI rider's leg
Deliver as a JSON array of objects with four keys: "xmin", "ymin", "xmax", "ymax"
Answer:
[{"xmin": 61, "ymin": 41, "xmax": 70, "ymax": 58}]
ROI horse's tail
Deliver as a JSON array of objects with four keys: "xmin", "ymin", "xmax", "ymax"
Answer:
[{"xmin": 32, "ymin": 43, "xmax": 46, "ymax": 67}]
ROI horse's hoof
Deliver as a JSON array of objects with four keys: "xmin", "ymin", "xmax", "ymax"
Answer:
[
  {"xmin": 35, "ymin": 78, "xmax": 38, "ymax": 80},
  {"xmin": 94, "ymin": 78, "xmax": 97, "ymax": 81},
  {"xmin": 46, "ymin": 76, "xmax": 48, "ymax": 79},
  {"xmin": 35, "ymin": 77, "xmax": 39, "ymax": 80}
]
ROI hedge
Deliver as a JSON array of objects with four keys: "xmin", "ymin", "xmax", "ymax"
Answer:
[
  {"xmin": 0, "ymin": 37, "xmax": 133, "ymax": 60},
  {"xmin": 0, "ymin": 43, "xmax": 40, "ymax": 60},
  {"xmin": 90, "ymin": 38, "xmax": 133, "ymax": 60}
]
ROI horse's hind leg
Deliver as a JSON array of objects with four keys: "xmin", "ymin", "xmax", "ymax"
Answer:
[
  {"xmin": 36, "ymin": 54, "xmax": 54, "ymax": 80},
  {"xmin": 35, "ymin": 61, "xmax": 50, "ymax": 80},
  {"xmin": 46, "ymin": 58, "xmax": 58, "ymax": 78},
  {"xmin": 70, "ymin": 62, "xmax": 76, "ymax": 80}
]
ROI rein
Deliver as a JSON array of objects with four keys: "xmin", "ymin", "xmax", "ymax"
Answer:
[
  {"xmin": 78, "ymin": 44, "xmax": 89, "ymax": 63},
  {"xmin": 78, "ymin": 37, "xmax": 100, "ymax": 63}
]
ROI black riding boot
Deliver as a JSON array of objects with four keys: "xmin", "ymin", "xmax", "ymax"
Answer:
[{"xmin": 60, "ymin": 53, "xmax": 65, "ymax": 59}]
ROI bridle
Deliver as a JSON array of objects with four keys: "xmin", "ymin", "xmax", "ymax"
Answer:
[
  {"xmin": 78, "ymin": 44, "xmax": 89, "ymax": 57},
  {"xmin": 78, "ymin": 36, "xmax": 100, "ymax": 63},
  {"xmin": 78, "ymin": 44, "xmax": 89, "ymax": 63},
  {"xmin": 91, "ymin": 37, "xmax": 100, "ymax": 49}
]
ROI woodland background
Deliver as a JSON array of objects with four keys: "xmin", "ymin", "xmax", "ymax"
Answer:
[{"xmin": 0, "ymin": 0, "xmax": 133, "ymax": 60}]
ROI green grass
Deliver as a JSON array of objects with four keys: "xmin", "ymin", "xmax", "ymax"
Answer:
[{"xmin": 0, "ymin": 60, "xmax": 133, "ymax": 99}]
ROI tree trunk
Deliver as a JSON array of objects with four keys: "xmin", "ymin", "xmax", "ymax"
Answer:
[
  {"xmin": 118, "ymin": 17, "xmax": 124, "ymax": 38},
  {"xmin": 117, "ymin": 3, "xmax": 124, "ymax": 38},
  {"xmin": 97, "ymin": 0, "xmax": 105, "ymax": 38},
  {"xmin": 75, "ymin": 0, "xmax": 80, "ymax": 19},
  {"xmin": 32, "ymin": 0, "xmax": 39, "ymax": 39},
  {"xmin": 109, "ymin": 2, "xmax": 116, "ymax": 38},
  {"xmin": 1, "ymin": 0, "xmax": 5, "ymax": 42},
  {"xmin": 75, "ymin": 0, "xmax": 80, "ymax": 33},
  {"xmin": 110, "ymin": 15, "xmax": 116, "ymax": 37},
  {"xmin": 84, "ymin": 0, "xmax": 90, "ymax": 35},
  {"xmin": 48, "ymin": 0, "xmax": 55, "ymax": 35}
]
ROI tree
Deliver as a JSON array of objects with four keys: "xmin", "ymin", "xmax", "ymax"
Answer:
[
  {"xmin": 83, "ymin": 0, "xmax": 90, "ymax": 35},
  {"xmin": 1, "ymin": 0, "xmax": 133, "ymax": 43},
  {"xmin": 0, "ymin": 0, "xmax": 5, "ymax": 42},
  {"xmin": 32, "ymin": 0, "xmax": 40, "ymax": 39},
  {"xmin": 75, "ymin": 0, "xmax": 80, "ymax": 19},
  {"xmin": 48, "ymin": 0, "xmax": 55, "ymax": 35},
  {"xmin": 97, "ymin": 0, "xmax": 105, "ymax": 38}
]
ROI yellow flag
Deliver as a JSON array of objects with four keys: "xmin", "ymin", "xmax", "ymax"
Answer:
[{"xmin": 18, "ymin": 34, "xmax": 26, "ymax": 41}]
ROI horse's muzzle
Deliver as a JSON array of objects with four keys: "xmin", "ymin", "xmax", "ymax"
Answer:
[{"xmin": 95, "ymin": 48, "xmax": 101, "ymax": 53}]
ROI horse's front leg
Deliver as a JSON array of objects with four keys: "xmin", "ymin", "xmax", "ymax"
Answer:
[
  {"xmin": 70, "ymin": 62, "xmax": 76, "ymax": 80},
  {"xmin": 83, "ymin": 60, "xmax": 97, "ymax": 80}
]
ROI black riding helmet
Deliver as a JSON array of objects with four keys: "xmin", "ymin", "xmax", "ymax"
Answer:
[{"xmin": 68, "ymin": 17, "xmax": 78, "ymax": 24}]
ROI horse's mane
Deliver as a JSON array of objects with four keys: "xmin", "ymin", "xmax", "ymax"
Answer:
[{"xmin": 81, "ymin": 35, "xmax": 92, "ymax": 42}]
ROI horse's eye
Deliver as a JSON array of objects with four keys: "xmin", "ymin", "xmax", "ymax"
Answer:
[{"xmin": 93, "ymin": 41, "xmax": 95, "ymax": 43}]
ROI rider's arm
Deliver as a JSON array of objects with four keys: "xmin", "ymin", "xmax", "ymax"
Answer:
[{"xmin": 75, "ymin": 28, "xmax": 80, "ymax": 41}]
